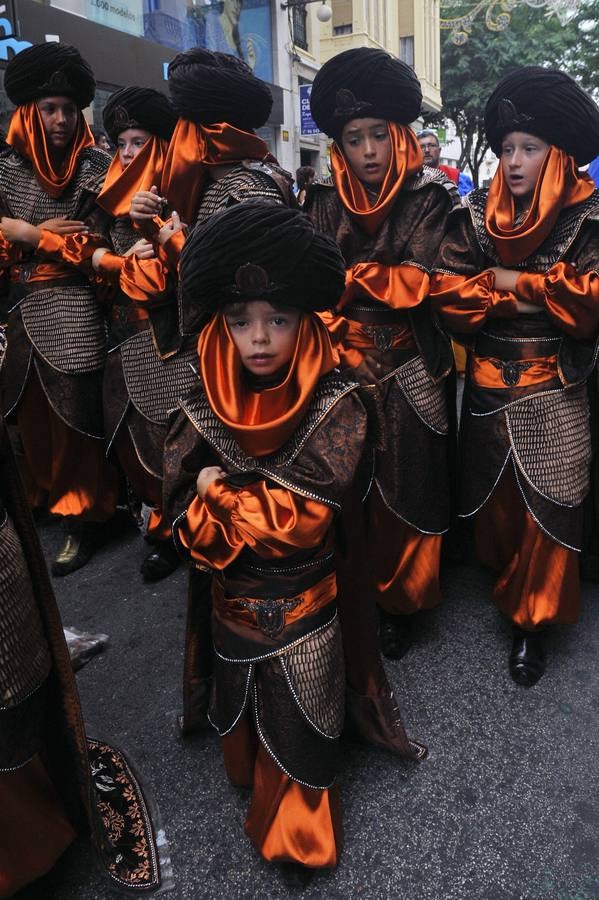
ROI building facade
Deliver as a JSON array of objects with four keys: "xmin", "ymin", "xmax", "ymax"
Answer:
[{"xmin": 0, "ymin": 0, "xmax": 442, "ymax": 180}]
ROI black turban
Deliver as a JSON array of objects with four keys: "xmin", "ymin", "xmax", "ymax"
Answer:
[
  {"xmin": 168, "ymin": 48, "xmax": 272, "ymax": 130},
  {"xmin": 4, "ymin": 42, "xmax": 95, "ymax": 109},
  {"xmin": 179, "ymin": 202, "xmax": 346, "ymax": 331},
  {"xmin": 103, "ymin": 87, "xmax": 178, "ymax": 144},
  {"xmin": 485, "ymin": 66, "xmax": 599, "ymax": 166},
  {"xmin": 310, "ymin": 48, "xmax": 422, "ymax": 141}
]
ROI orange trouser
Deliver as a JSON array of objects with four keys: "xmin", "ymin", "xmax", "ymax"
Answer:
[
  {"xmin": 222, "ymin": 715, "xmax": 342, "ymax": 869},
  {"xmin": 367, "ymin": 485, "xmax": 442, "ymax": 615},
  {"xmin": 112, "ymin": 427, "xmax": 171, "ymax": 542},
  {"xmin": 475, "ymin": 466, "xmax": 580, "ymax": 630},
  {"xmin": 16, "ymin": 369, "xmax": 117, "ymax": 522},
  {"xmin": 0, "ymin": 756, "xmax": 76, "ymax": 898}
]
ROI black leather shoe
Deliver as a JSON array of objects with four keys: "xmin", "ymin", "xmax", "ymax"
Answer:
[
  {"xmin": 141, "ymin": 540, "xmax": 180, "ymax": 582},
  {"xmin": 509, "ymin": 626, "xmax": 546, "ymax": 687},
  {"xmin": 378, "ymin": 607, "xmax": 413, "ymax": 660},
  {"xmin": 51, "ymin": 520, "xmax": 102, "ymax": 577}
]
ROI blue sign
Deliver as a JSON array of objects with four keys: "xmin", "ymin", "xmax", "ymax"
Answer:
[{"xmin": 300, "ymin": 84, "xmax": 319, "ymax": 136}]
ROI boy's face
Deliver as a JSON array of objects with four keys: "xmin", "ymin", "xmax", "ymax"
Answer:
[
  {"xmin": 36, "ymin": 96, "xmax": 79, "ymax": 150},
  {"xmin": 501, "ymin": 131, "xmax": 549, "ymax": 206},
  {"xmin": 224, "ymin": 300, "xmax": 301, "ymax": 377},
  {"xmin": 340, "ymin": 117, "xmax": 392, "ymax": 188},
  {"xmin": 117, "ymin": 127, "xmax": 151, "ymax": 168}
]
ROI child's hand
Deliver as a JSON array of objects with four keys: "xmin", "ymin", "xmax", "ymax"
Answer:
[
  {"xmin": 129, "ymin": 185, "xmax": 165, "ymax": 221},
  {"xmin": 197, "ymin": 466, "xmax": 227, "ymax": 499},
  {"xmin": 157, "ymin": 211, "xmax": 186, "ymax": 246}
]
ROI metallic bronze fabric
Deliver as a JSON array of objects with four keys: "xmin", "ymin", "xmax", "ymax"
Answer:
[
  {"xmin": 177, "ymin": 371, "xmax": 366, "ymax": 511},
  {"xmin": 0, "ymin": 147, "xmax": 111, "ymax": 436}
]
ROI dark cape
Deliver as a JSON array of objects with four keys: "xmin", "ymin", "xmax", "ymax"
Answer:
[{"xmin": 0, "ymin": 402, "xmax": 167, "ymax": 892}]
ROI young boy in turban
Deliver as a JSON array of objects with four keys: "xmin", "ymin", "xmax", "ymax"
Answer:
[
  {"xmin": 306, "ymin": 49, "xmax": 460, "ymax": 688},
  {"xmin": 431, "ymin": 67, "xmax": 599, "ymax": 685},
  {"xmin": 42, "ymin": 85, "xmax": 197, "ymax": 580},
  {"xmin": 163, "ymin": 201, "xmax": 422, "ymax": 867},
  {"xmin": 0, "ymin": 42, "xmax": 117, "ymax": 575},
  {"xmin": 126, "ymin": 48, "xmax": 295, "ymax": 270}
]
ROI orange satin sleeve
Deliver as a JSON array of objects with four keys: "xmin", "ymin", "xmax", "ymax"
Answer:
[
  {"xmin": 516, "ymin": 262, "xmax": 599, "ymax": 340},
  {"xmin": 120, "ymin": 254, "xmax": 169, "ymax": 303},
  {"xmin": 318, "ymin": 311, "xmax": 365, "ymax": 369},
  {"xmin": 158, "ymin": 228, "xmax": 185, "ymax": 273},
  {"xmin": 179, "ymin": 480, "xmax": 334, "ymax": 569},
  {"xmin": 430, "ymin": 270, "xmax": 518, "ymax": 333},
  {"xmin": 340, "ymin": 261, "xmax": 429, "ymax": 311},
  {"xmin": 37, "ymin": 229, "xmax": 110, "ymax": 278},
  {"xmin": 0, "ymin": 231, "xmax": 21, "ymax": 267}
]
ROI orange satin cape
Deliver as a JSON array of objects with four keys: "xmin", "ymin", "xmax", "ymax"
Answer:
[
  {"xmin": 331, "ymin": 121, "xmax": 423, "ymax": 235},
  {"xmin": 198, "ymin": 313, "xmax": 339, "ymax": 457},
  {"xmin": 485, "ymin": 145, "xmax": 595, "ymax": 265},
  {"xmin": 6, "ymin": 102, "xmax": 94, "ymax": 198},
  {"xmin": 161, "ymin": 120, "xmax": 275, "ymax": 224},
  {"xmin": 96, "ymin": 135, "xmax": 169, "ymax": 217}
]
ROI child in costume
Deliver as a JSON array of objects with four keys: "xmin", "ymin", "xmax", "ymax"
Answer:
[
  {"xmin": 306, "ymin": 48, "xmax": 460, "ymax": 665},
  {"xmin": 163, "ymin": 201, "xmax": 422, "ymax": 866},
  {"xmin": 431, "ymin": 67, "xmax": 599, "ymax": 685}
]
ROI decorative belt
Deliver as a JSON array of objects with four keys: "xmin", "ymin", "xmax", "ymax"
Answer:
[
  {"xmin": 343, "ymin": 302, "xmax": 410, "ymax": 324},
  {"xmin": 471, "ymin": 354, "xmax": 559, "ymax": 388},
  {"xmin": 214, "ymin": 571, "xmax": 336, "ymax": 638},
  {"xmin": 111, "ymin": 304, "xmax": 150, "ymax": 325},
  {"xmin": 476, "ymin": 330, "xmax": 561, "ymax": 361}
]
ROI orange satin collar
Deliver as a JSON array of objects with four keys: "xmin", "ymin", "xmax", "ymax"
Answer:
[
  {"xmin": 6, "ymin": 103, "xmax": 94, "ymax": 198},
  {"xmin": 198, "ymin": 312, "xmax": 339, "ymax": 457},
  {"xmin": 96, "ymin": 135, "xmax": 169, "ymax": 217},
  {"xmin": 485, "ymin": 145, "xmax": 595, "ymax": 265},
  {"xmin": 161, "ymin": 120, "xmax": 275, "ymax": 225},
  {"xmin": 331, "ymin": 122, "xmax": 423, "ymax": 235}
]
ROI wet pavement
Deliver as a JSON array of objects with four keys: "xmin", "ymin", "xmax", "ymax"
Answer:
[{"xmin": 18, "ymin": 519, "xmax": 599, "ymax": 900}]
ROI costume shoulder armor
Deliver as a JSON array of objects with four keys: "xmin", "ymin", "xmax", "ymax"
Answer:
[{"xmin": 404, "ymin": 165, "xmax": 461, "ymax": 209}]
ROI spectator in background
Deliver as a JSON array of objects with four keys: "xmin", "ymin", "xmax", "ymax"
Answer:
[
  {"xmin": 91, "ymin": 125, "xmax": 112, "ymax": 152},
  {"xmin": 417, "ymin": 128, "xmax": 471, "ymax": 376},
  {"xmin": 295, "ymin": 164, "xmax": 315, "ymax": 205},
  {"xmin": 417, "ymin": 128, "xmax": 473, "ymax": 197},
  {"xmin": 589, "ymin": 154, "xmax": 599, "ymax": 187}
]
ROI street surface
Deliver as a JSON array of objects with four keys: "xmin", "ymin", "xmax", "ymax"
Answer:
[{"xmin": 18, "ymin": 519, "xmax": 599, "ymax": 900}]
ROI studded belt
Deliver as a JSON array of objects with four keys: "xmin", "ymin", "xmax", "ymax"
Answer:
[
  {"xmin": 214, "ymin": 571, "xmax": 336, "ymax": 638},
  {"xmin": 471, "ymin": 354, "xmax": 559, "ymax": 388}
]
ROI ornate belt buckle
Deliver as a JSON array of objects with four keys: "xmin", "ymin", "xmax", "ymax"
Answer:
[
  {"xmin": 363, "ymin": 325, "xmax": 394, "ymax": 352},
  {"xmin": 491, "ymin": 359, "xmax": 534, "ymax": 386},
  {"xmin": 240, "ymin": 595, "xmax": 302, "ymax": 637}
]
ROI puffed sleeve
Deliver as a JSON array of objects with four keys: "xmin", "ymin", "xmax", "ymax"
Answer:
[
  {"xmin": 431, "ymin": 208, "xmax": 518, "ymax": 334},
  {"xmin": 516, "ymin": 262, "xmax": 599, "ymax": 339},
  {"xmin": 179, "ymin": 482, "xmax": 333, "ymax": 569}
]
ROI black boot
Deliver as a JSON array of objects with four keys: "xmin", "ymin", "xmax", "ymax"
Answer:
[
  {"xmin": 52, "ymin": 519, "xmax": 102, "ymax": 577},
  {"xmin": 509, "ymin": 625, "xmax": 546, "ymax": 687},
  {"xmin": 378, "ymin": 607, "xmax": 414, "ymax": 660},
  {"xmin": 141, "ymin": 539, "xmax": 180, "ymax": 582}
]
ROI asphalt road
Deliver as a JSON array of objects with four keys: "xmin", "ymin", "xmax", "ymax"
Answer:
[{"xmin": 18, "ymin": 518, "xmax": 599, "ymax": 900}]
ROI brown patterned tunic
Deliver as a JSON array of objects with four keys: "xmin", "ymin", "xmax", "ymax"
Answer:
[
  {"xmin": 306, "ymin": 168, "xmax": 460, "ymax": 534},
  {"xmin": 0, "ymin": 147, "xmax": 111, "ymax": 437},
  {"xmin": 432, "ymin": 188, "xmax": 599, "ymax": 549}
]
